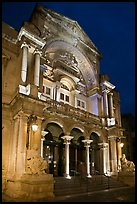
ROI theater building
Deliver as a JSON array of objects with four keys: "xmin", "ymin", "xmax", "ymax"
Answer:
[{"xmin": 2, "ymin": 4, "xmax": 124, "ymax": 200}]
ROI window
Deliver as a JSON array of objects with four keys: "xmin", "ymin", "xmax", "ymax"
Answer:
[
  {"xmin": 60, "ymin": 93, "xmax": 69, "ymax": 103},
  {"xmin": 43, "ymin": 86, "xmax": 51, "ymax": 97},
  {"xmin": 81, "ymin": 101, "xmax": 85, "ymax": 108},
  {"xmin": 77, "ymin": 100, "xmax": 80, "ymax": 107},
  {"xmin": 66, "ymin": 95, "xmax": 69, "ymax": 102},
  {"xmin": 46, "ymin": 87, "xmax": 50, "ymax": 95},
  {"xmin": 60, "ymin": 93, "xmax": 64, "ymax": 100},
  {"xmin": 77, "ymin": 99, "xmax": 85, "ymax": 109}
]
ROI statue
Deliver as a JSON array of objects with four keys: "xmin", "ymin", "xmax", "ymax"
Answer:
[
  {"xmin": 26, "ymin": 145, "xmax": 49, "ymax": 175},
  {"xmin": 120, "ymin": 154, "xmax": 135, "ymax": 172}
]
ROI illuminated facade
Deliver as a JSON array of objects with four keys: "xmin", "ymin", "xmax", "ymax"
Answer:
[{"xmin": 2, "ymin": 5, "xmax": 124, "ymax": 200}]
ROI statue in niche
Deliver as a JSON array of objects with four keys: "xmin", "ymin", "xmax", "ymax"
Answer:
[
  {"xmin": 120, "ymin": 154, "xmax": 135, "ymax": 172},
  {"xmin": 26, "ymin": 145, "xmax": 49, "ymax": 175}
]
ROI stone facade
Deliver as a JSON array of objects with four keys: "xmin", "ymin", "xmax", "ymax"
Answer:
[{"xmin": 2, "ymin": 4, "xmax": 125, "ymax": 201}]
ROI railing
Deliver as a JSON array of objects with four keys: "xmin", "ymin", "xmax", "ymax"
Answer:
[{"xmin": 42, "ymin": 95, "xmax": 101, "ymax": 124}]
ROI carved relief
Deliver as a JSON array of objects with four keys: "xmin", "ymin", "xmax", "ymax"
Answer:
[
  {"xmin": 76, "ymin": 82, "xmax": 87, "ymax": 95},
  {"xmin": 59, "ymin": 51, "xmax": 78, "ymax": 69},
  {"xmin": 46, "ymin": 50, "xmax": 78, "ymax": 73},
  {"xmin": 41, "ymin": 64, "xmax": 54, "ymax": 80}
]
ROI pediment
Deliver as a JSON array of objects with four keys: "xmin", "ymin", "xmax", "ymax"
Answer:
[{"xmin": 25, "ymin": 5, "xmax": 101, "ymax": 56}]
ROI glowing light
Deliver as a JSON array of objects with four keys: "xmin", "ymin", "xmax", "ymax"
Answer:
[
  {"xmin": 120, "ymin": 143, "xmax": 124, "ymax": 148},
  {"xmin": 32, "ymin": 124, "xmax": 38, "ymax": 132}
]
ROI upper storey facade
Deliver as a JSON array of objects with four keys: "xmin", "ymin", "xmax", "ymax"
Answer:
[{"xmin": 2, "ymin": 4, "xmax": 121, "ymax": 127}]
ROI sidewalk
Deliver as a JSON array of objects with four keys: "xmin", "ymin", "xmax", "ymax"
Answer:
[
  {"xmin": 47, "ymin": 186, "xmax": 135, "ymax": 202},
  {"xmin": 2, "ymin": 185, "xmax": 135, "ymax": 202}
]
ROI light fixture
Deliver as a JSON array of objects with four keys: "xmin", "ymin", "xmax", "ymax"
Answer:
[
  {"xmin": 28, "ymin": 114, "xmax": 38, "ymax": 132},
  {"xmin": 120, "ymin": 143, "xmax": 124, "ymax": 148},
  {"xmin": 32, "ymin": 124, "xmax": 38, "ymax": 132}
]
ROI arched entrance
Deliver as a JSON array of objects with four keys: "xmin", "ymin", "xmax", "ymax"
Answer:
[
  {"xmin": 69, "ymin": 128, "xmax": 84, "ymax": 175},
  {"xmin": 57, "ymin": 133, "xmax": 65, "ymax": 176},
  {"xmin": 43, "ymin": 122, "xmax": 64, "ymax": 176},
  {"xmin": 90, "ymin": 132, "xmax": 101, "ymax": 174}
]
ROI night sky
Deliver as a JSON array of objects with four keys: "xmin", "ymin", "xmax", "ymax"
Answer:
[{"xmin": 2, "ymin": 2, "xmax": 135, "ymax": 116}]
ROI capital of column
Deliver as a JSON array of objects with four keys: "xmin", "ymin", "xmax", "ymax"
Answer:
[
  {"xmin": 41, "ymin": 130, "xmax": 48, "ymax": 137},
  {"xmin": 98, "ymin": 142, "xmax": 108, "ymax": 149},
  {"xmin": 33, "ymin": 49, "xmax": 42, "ymax": 56},
  {"xmin": 61, "ymin": 135, "xmax": 73, "ymax": 144},
  {"xmin": 102, "ymin": 88, "xmax": 110, "ymax": 94},
  {"xmin": 21, "ymin": 42, "xmax": 29, "ymax": 49},
  {"xmin": 108, "ymin": 92, "xmax": 113, "ymax": 96},
  {"xmin": 82, "ymin": 139, "xmax": 93, "ymax": 147}
]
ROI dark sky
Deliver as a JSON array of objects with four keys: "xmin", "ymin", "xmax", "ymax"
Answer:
[{"xmin": 2, "ymin": 2, "xmax": 135, "ymax": 115}]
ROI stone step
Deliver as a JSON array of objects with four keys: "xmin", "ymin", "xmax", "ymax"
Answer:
[{"xmin": 54, "ymin": 175, "xmax": 128, "ymax": 197}]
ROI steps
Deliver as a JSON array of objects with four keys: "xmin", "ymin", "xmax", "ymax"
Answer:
[{"xmin": 54, "ymin": 175, "xmax": 128, "ymax": 197}]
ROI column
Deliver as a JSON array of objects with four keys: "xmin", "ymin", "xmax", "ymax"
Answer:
[
  {"xmin": 7, "ymin": 115, "xmax": 20, "ymax": 177},
  {"xmin": 91, "ymin": 146, "xmax": 95, "ymax": 174},
  {"xmin": 61, "ymin": 135, "xmax": 73, "ymax": 179},
  {"xmin": 103, "ymin": 89, "xmax": 109, "ymax": 117},
  {"xmin": 109, "ymin": 137, "xmax": 117, "ymax": 174},
  {"xmin": 82, "ymin": 139, "xmax": 93, "ymax": 178},
  {"xmin": 117, "ymin": 139, "xmax": 123, "ymax": 171},
  {"xmin": 41, "ymin": 137, "xmax": 45, "ymax": 158},
  {"xmin": 101, "ymin": 96, "xmax": 104, "ymax": 117},
  {"xmin": 15, "ymin": 113, "xmax": 28, "ymax": 178},
  {"xmin": 21, "ymin": 42, "xmax": 29, "ymax": 83},
  {"xmin": 107, "ymin": 142, "xmax": 111, "ymax": 174},
  {"xmin": 41, "ymin": 131, "xmax": 48, "ymax": 158},
  {"xmin": 99, "ymin": 143, "xmax": 109, "ymax": 175},
  {"xmin": 75, "ymin": 146, "xmax": 77, "ymax": 171},
  {"xmin": 55, "ymin": 81, "xmax": 61, "ymax": 102},
  {"xmin": 34, "ymin": 49, "xmax": 41, "ymax": 86},
  {"xmin": 109, "ymin": 93, "xmax": 114, "ymax": 118}
]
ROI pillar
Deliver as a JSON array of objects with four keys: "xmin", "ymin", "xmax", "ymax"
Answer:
[
  {"xmin": 41, "ymin": 131, "xmax": 48, "ymax": 158},
  {"xmin": 15, "ymin": 113, "xmax": 28, "ymax": 178},
  {"xmin": 91, "ymin": 146, "xmax": 95, "ymax": 174},
  {"xmin": 117, "ymin": 139, "xmax": 123, "ymax": 171},
  {"xmin": 101, "ymin": 96, "xmax": 104, "ymax": 117},
  {"xmin": 82, "ymin": 139, "xmax": 93, "ymax": 178},
  {"xmin": 34, "ymin": 49, "xmax": 41, "ymax": 87},
  {"xmin": 109, "ymin": 93, "xmax": 114, "ymax": 118},
  {"xmin": 75, "ymin": 146, "xmax": 77, "ymax": 171},
  {"xmin": 7, "ymin": 115, "xmax": 20, "ymax": 178},
  {"xmin": 107, "ymin": 142, "xmax": 111, "ymax": 174},
  {"xmin": 61, "ymin": 135, "xmax": 73, "ymax": 179},
  {"xmin": 99, "ymin": 143, "xmax": 109, "ymax": 175},
  {"xmin": 109, "ymin": 137, "xmax": 118, "ymax": 174},
  {"xmin": 21, "ymin": 42, "xmax": 29, "ymax": 83},
  {"xmin": 103, "ymin": 89, "xmax": 109, "ymax": 117}
]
